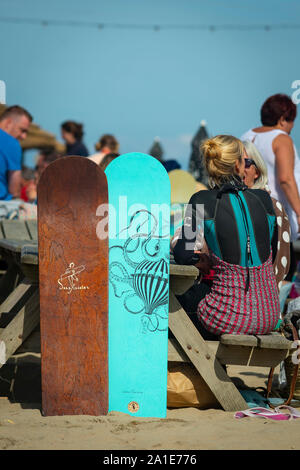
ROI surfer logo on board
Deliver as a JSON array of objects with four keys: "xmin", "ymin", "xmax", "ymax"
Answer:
[{"xmin": 57, "ymin": 262, "xmax": 89, "ymax": 294}]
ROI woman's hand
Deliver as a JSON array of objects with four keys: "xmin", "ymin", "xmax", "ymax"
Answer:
[{"xmin": 194, "ymin": 251, "xmax": 212, "ymax": 274}]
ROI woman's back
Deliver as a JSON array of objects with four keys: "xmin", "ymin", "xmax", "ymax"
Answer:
[
  {"xmin": 173, "ymin": 184, "xmax": 280, "ymax": 335},
  {"xmin": 174, "ymin": 185, "xmax": 276, "ymax": 266},
  {"xmin": 195, "ymin": 187, "xmax": 276, "ymax": 267}
]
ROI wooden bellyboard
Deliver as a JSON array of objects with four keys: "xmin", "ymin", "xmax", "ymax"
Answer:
[{"xmin": 38, "ymin": 156, "xmax": 108, "ymax": 416}]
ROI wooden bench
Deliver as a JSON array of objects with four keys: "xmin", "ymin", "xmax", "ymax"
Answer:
[
  {"xmin": 0, "ymin": 220, "xmax": 37, "ymax": 301},
  {"xmin": 0, "ymin": 219, "xmax": 37, "ymax": 241},
  {"xmin": 169, "ymin": 331, "xmax": 292, "ymax": 368},
  {"xmin": 0, "ymin": 239, "xmax": 295, "ymax": 412},
  {"xmin": 0, "ymin": 239, "xmax": 39, "ymax": 367},
  {"xmin": 168, "ymin": 264, "xmax": 294, "ymax": 411}
]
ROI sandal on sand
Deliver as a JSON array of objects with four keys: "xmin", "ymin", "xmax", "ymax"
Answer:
[{"xmin": 234, "ymin": 406, "xmax": 300, "ymax": 421}]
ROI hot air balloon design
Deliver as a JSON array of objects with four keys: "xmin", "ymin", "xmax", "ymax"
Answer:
[{"xmin": 109, "ymin": 210, "xmax": 169, "ymax": 333}]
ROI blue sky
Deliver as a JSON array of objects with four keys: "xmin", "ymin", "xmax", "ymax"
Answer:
[{"xmin": 1, "ymin": 0, "xmax": 300, "ymax": 168}]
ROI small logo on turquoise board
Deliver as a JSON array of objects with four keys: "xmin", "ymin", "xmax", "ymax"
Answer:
[{"xmin": 128, "ymin": 401, "xmax": 139, "ymax": 413}]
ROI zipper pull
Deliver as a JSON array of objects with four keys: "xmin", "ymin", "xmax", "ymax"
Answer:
[
  {"xmin": 247, "ymin": 235, "xmax": 251, "ymax": 254},
  {"xmin": 247, "ymin": 235, "xmax": 253, "ymax": 264}
]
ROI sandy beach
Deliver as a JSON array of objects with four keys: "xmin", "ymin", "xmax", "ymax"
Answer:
[{"xmin": 1, "ymin": 355, "xmax": 300, "ymax": 451}]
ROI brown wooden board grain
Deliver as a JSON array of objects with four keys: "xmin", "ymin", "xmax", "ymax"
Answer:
[{"xmin": 38, "ymin": 156, "xmax": 108, "ymax": 416}]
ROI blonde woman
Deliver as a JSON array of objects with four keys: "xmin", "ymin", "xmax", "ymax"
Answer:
[
  {"xmin": 173, "ymin": 135, "xmax": 280, "ymax": 339},
  {"xmin": 243, "ymin": 140, "xmax": 290, "ymax": 289}
]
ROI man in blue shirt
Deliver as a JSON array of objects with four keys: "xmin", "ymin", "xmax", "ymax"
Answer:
[{"xmin": 0, "ymin": 105, "xmax": 32, "ymax": 200}]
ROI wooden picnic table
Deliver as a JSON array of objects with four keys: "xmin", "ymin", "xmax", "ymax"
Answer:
[
  {"xmin": 0, "ymin": 239, "xmax": 39, "ymax": 367},
  {"xmin": 0, "ymin": 238, "xmax": 295, "ymax": 412}
]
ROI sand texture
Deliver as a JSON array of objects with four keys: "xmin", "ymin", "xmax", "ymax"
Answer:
[{"xmin": 0, "ymin": 356, "xmax": 300, "ymax": 450}]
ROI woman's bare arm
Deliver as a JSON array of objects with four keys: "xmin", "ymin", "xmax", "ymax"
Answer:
[{"xmin": 273, "ymin": 134, "xmax": 300, "ymax": 231}]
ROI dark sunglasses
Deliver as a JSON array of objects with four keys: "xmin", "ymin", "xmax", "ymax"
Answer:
[{"xmin": 244, "ymin": 158, "xmax": 257, "ymax": 169}]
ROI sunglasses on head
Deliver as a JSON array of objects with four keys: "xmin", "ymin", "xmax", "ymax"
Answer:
[{"xmin": 244, "ymin": 158, "xmax": 257, "ymax": 169}]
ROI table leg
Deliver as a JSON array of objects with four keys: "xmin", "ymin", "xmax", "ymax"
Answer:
[{"xmin": 0, "ymin": 280, "xmax": 39, "ymax": 367}]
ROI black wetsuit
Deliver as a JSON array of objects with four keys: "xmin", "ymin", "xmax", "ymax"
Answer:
[{"xmin": 172, "ymin": 178, "xmax": 278, "ymax": 339}]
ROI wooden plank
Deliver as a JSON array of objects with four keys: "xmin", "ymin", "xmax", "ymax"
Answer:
[
  {"xmin": 169, "ymin": 264, "xmax": 198, "ymax": 294},
  {"xmin": 0, "ymin": 329, "xmax": 41, "ymax": 356},
  {"xmin": 0, "ymin": 239, "xmax": 23, "ymax": 254},
  {"xmin": 0, "ymin": 279, "xmax": 35, "ymax": 323},
  {"xmin": 168, "ymin": 338, "xmax": 190, "ymax": 362},
  {"xmin": 0, "ymin": 222, "xmax": 4, "ymax": 239},
  {"xmin": 220, "ymin": 334, "xmax": 258, "ymax": 347},
  {"xmin": 0, "ymin": 288, "xmax": 39, "ymax": 366},
  {"xmin": 169, "ymin": 339, "xmax": 290, "ymax": 368},
  {"xmin": 221, "ymin": 333, "xmax": 292, "ymax": 349},
  {"xmin": 25, "ymin": 220, "xmax": 38, "ymax": 241},
  {"xmin": 215, "ymin": 343, "xmax": 289, "ymax": 367},
  {"xmin": 169, "ymin": 263, "xmax": 198, "ymax": 277},
  {"xmin": 0, "ymin": 263, "xmax": 23, "ymax": 304},
  {"xmin": 255, "ymin": 333, "xmax": 292, "ymax": 350},
  {"xmin": 168, "ymin": 290, "xmax": 248, "ymax": 411},
  {"xmin": 170, "ymin": 276, "xmax": 197, "ymax": 295},
  {"xmin": 2, "ymin": 220, "xmax": 30, "ymax": 240},
  {"xmin": 13, "ymin": 329, "xmax": 41, "ymax": 355},
  {"xmin": 20, "ymin": 243, "xmax": 39, "ymax": 282},
  {"xmin": 21, "ymin": 243, "xmax": 38, "ymax": 265}
]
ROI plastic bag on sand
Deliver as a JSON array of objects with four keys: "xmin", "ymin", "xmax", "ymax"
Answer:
[{"xmin": 167, "ymin": 363, "xmax": 219, "ymax": 409}]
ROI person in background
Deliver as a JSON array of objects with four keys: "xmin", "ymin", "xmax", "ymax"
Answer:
[
  {"xmin": 23, "ymin": 148, "xmax": 61, "ymax": 204},
  {"xmin": 88, "ymin": 134, "xmax": 119, "ymax": 166},
  {"xmin": 241, "ymin": 94, "xmax": 300, "ymax": 279},
  {"xmin": 35, "ymin": 148, "xmax": 62, "ymax": 184},
  {"xmin": 172, "ymin": 135, "xmax": 280, "ymax": 339},
  {"xmin": 20, "ymin": 167, "xmax": 36, "ymax": 203},
  {"xmin": 61, "ymin": 121, "xmax": 89, "ymax": 156},
  {"xmin": 0, "ymin": 105, "xmax": 32, "ymax": 200},
  {"xmin": 99, "ymin": 153, "xmax": 120, "ymax": 171},
  {"xmin": 18, "ymin": 149, "xmax": 62, "ymax": 219},
  {"xmin": 162, "ymin": 159, "xmax": 181, "ymax": 172},
  {"xmin": 243, "ymin": 140, "xmax": 290, "ymax": 290}
]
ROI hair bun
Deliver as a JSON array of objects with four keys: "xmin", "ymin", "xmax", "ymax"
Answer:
[{"xmin": 202, "ymin": 139, "xmax": 222, "ymax": 161}]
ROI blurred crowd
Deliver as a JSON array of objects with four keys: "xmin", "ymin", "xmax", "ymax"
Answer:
[
  {"xmin": 0, "ymin": 93, "xmax": 300, "ymax": 338},
  {"xmin": 0, "ymin": 107, "xmax": 122, "ymax": 207},
  {"xmin": 0, "ymin": 93, "xmax": 299, "ymax": 243},
  {"xmin": 2, "ymin": 95, "xmax": 299, "ymax": 230}
]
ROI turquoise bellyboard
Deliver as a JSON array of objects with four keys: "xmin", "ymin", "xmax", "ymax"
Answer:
[{"xmin": 105, "ymin": 153, "xmax": 170, "ymax": 418}]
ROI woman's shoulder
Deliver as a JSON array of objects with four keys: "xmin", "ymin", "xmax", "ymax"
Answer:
[
  {"xmin": 88, "ymin": 152, "xmax": 104, "ymax": 165},
  {"xmin": 240, "ymin": 128, "xmax": 256, "ymax": 140},
  {"xmin": 246, "ymin": 188, "xmax": 275, "ymax": 214},
  {"xmin": 77, "ymin": 141, "xmax": 89, "ymax": 155},
  {"xmin": 189, "ymin": 189, "xmax": 218, "ymax": 204}
]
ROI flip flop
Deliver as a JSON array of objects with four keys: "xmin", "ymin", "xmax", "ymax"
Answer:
[{"xmin": 235, "ymin": 406, "xmax": 300, "ymax": 421}]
